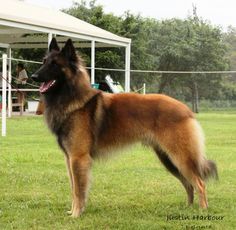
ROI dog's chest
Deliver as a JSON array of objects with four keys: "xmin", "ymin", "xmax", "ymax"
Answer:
[{"xmin": 45, "ymin": 109, "xmax": 67, "ymax": 134}]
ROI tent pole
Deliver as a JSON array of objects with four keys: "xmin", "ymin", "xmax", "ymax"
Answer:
[
  {"xmin": 125, "ymin": 43, "xmax": 131, "ymax": 92},
  {"xmin": 48, "ymin": 33, "xmax": 53, "ymax": 49},
  {"xmin": 91, "ymin": 40, "xmax": 95, "ymax": 84},
  {"xmin": 2, "ymin": 54, "xmax": 7, "ymax": 136},
  {"xmin": 7, "ymin": 47, "xmax": 12, "ymax": 117}
]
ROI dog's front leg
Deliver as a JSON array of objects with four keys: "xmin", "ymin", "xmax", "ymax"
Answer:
[
  {"xmin": 65, "ymin": 155, "xmax": 74, "ymax": 215},
  {"xmin": 70, "ymin": 153, "xmax": 91, "ymax": 217}
]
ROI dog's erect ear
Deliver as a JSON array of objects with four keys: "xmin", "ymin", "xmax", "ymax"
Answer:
[
  {"xmin": 61, "ymin": 39, "xmax": 77, "ymax": 61},
  {"xmin": 49, "ymin": 38, "xmax": 60, "ymax": 52}
]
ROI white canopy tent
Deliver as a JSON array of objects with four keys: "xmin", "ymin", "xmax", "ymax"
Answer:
[{"xmin": 0, "ymin": 0, "xmax": 131, "ymax": 136}]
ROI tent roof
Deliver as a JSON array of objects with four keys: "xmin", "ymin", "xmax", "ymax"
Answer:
[{"xmin": 0, "ymin": 0, "xmax": 131, "ymax": 48}]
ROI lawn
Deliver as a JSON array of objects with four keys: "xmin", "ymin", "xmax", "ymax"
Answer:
[{"xmin": 0, "ymin": 112, "xmax": 236, "ymax": 230}]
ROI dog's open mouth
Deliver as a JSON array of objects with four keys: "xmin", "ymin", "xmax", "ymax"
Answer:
[{"xmin": 39, "ymin": 80, "xmax": 56, "ymax": 93}]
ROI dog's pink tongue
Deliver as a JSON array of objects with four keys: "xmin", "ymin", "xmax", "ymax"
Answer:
[{"xmin": 40, "ymin": 80, "xmax": 56, "ymax": 93}]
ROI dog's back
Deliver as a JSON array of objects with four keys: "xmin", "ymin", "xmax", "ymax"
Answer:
[{"xmin": 96, "ymin": 93, "xmax": 194, "ymax": 148}]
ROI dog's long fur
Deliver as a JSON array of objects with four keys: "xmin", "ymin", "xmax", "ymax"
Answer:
[{"xmin": 32, "ymin": 38, "xmax": 218, "ymax": 217}]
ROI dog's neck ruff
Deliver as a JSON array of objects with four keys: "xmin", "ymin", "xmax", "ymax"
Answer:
[{"xmin": 44, "ymin": 89, "xmax": 99, "ymax": 135}]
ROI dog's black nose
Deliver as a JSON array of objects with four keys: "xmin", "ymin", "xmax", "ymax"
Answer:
[{"xmin": 31, "ymin": 74, "xmax": 39, "ymax": 82}]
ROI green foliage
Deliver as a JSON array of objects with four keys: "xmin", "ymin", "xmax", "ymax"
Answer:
[
  {"xmin": 224, "ymin": 26, "xmax": 236, "ymax": 71},
  {"xmin": 64, "ymin": 1, "xmax": 231, "ymax": 104},
  {"xmin": 145, "ymin": 17, "xmax": 228, "ymax": 99},
  {"xmin": 218, "ymin": 27, "xmax": 236, "ymax": 102}
]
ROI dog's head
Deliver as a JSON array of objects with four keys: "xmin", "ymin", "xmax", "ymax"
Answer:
[{"xmin": 31, "ymin": 38, "xmax": 79, "ymax": 94}]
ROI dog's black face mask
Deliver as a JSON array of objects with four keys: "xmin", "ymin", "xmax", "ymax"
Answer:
[{"xmin": 31, "ymin": 38, "xmax": 78, "ymax": 94}]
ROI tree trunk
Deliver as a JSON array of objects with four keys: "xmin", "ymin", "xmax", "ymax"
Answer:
[
  {"xmin": 194, "ymin": 82, "xmax": 199, "ymax": 113},
  {"xmin": 190, "ymin": 81, "xmax": 199, "ymax": 113},
  {"xmin": 191, "ymin": 87, "xmax": 196, "ymax": 112},
  {"xmin": 158, "ymin": 74, "xmax": 175, "ymax": 94}
]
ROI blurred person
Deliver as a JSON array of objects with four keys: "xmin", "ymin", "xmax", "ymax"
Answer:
[{"xmin": 15, "ymin": 63, "xmax": 28, "ymax": 105}]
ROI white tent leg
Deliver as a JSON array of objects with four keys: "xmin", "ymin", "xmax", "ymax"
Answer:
[
  {"xmin": 143, "ymin": 83, "xmax": 146, "ymax": 95},
  {"xmin": 2, "ymin": 54, "xmax": 7, "ymax": 136},
  {"xmin": 91, "ymin": 40, "xmax": 95, "ymax": 84},
  {"xmin": 125, "ymin": 43, "xmax": 131, "ymax": 92},
  {"xmin": 7, "ymin": 48, "xmax": 12, "ymax": 117},
  {"xmin": 48, "ymin": 33, "xmax": 53, "ymax": 49}
]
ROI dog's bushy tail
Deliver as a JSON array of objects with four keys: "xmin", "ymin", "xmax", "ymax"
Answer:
[
  {"xmin": 200, "ymin": 159, "xmax": 218, "ymax": 181},
  {"xmin": 191, "ymin": 120, "xmax": 218, "ymax": 181}
]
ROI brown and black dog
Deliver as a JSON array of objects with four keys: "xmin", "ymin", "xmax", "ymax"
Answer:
[{"xmin": 31, "ymin": 38, "xmax": 218, "ymax": 217}]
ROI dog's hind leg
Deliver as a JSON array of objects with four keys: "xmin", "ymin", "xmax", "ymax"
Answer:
[
  {"xmin": 154, "ymin": 118, "xmax": 215, "ymax": 208},
  {"xmin": 153, "ymin": 147, "xmax": 194, "ymax": 205},
  {"xmin": 174, "ymin": 159, "xmax": 208, "ymax": 209},
  {"xmin": 70, "ymin": 153, "xmax": 92, "ymax": 217}
]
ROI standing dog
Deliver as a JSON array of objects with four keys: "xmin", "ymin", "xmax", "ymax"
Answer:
[{"xmin": 32, "ymin": 38, "xmax": 218, "ymax": 217}]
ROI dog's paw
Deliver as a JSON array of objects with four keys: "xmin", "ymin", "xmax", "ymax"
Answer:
[
  {"xmin": 70, "ymin": 206, "xmax": 85, "ymax": 218},
  {"xmin": 71, "ymin": 209, "xmax": 81, "ymax": 218}
]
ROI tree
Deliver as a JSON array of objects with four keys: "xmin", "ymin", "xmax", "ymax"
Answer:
[
  {"xmin": 145, "ymin": 15, "xmax": 228, "ymax": 111},
  {"xmin": 64, "ymin": 0, "xmax": 125, "ymax": 82},
  {"xmin": 223, "ymin": 26, "xmax": 236, "ymax": 73}
]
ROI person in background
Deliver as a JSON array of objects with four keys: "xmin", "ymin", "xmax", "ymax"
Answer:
[
  {"xmin": 16, "ymin": 63, "xmax": 28, "ymax": 85},
  {"xmin": 15, "ymin": 63, "xmax": 28, "ymax": 104}
]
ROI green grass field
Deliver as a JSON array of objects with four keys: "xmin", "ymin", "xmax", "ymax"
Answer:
[{"xmin": 0, "ymin": 112, "xmax": 236, "ymax": 230}]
